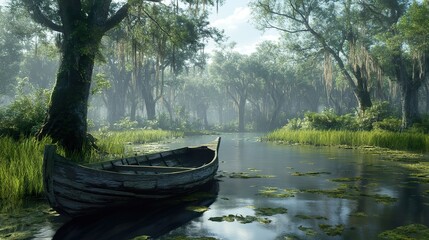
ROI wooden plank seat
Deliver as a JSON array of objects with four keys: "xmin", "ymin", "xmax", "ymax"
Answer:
[{"xmin": 113, "ymin": 164, "xmax": 194, "ymax": 173}]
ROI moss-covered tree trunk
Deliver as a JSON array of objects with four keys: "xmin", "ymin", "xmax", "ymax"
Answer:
[
  {"xmin": 38, "ymin": 33, "xmax": 100, "ymax": 152},
  {"xmin": 24, "ymin": 0, "xmax": 134, "ymax": 154}
]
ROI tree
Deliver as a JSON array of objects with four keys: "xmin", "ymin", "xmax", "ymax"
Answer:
[
  {"xmin": 210, "ymin": 48, "xmax": 257, "ymax": 132},
  {"xmin": 0, "ymin": 7, "xmax": 23, "ymax": 96},
  {"xmin": 251, "ymin": 0, "xmax": 379, "ymax": 113},
  {"xmin": 19, "ymin": 0, "xmax": 160, "ymax": 153},
  {"xmin": 365, "ymin": 0, "xmax": 429, "ymax": 128}
]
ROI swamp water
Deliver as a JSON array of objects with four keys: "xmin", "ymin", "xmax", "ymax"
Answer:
[{"xmin": 1, "ymin": 133, "xmax": 429, "ymax": 239}]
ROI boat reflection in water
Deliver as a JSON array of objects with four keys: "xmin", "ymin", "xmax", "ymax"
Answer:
[{"xmin": 53, "ymin": 180, "xmax": 219, "ymax": 240}]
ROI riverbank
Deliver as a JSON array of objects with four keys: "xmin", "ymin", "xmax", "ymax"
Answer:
[
  {"xmin": 0, "ymin": 129, "xmax": 181, "ymax": 200},
  {"xmin": 265, "ymin": 129, "xmax": 429, "ymax": 152}
]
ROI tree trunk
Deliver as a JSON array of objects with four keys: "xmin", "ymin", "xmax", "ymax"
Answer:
[
  {"xmin": 38, "ymin": 37, "xmax": 98, "ymax": 154},
  {"xmin": 400, "ymin": 82, "xmax": 420, "ymax": 129},
  {"xmin": 238, "ymin": 97, "xmax": 246, "ymax": 132}
]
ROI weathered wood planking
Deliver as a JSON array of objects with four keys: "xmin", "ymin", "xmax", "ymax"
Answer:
[{"xmin": 43, "ymin": 137, "xmax": 221, "ymax": 217}]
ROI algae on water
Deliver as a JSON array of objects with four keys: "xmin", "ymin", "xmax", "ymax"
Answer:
[
  {"xmin": 258, "ymin": 187, "xmax": 298, "ymax": 198},
  {"xmin": 378, "ymin": 224, "xmax": 429, "ymax": 240},
  {"xmin": 319, "ymin": 224, "xmax": 344, "ymax": 236},
  {"xmin": 255, "ymin": 207, "xmax": 288, "ymax": 216}
]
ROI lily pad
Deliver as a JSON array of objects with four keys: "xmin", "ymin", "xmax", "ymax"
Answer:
[
  {"xmin": 319, "ymin": 224, "xmax": 344, "ymax": 236},
  {"xmin": 298, "ymin": 225, "xmax": 317, "ymax": 236},
  {"xmin": 258, "ymin": 187, "xmax": 298, "ymax": 198},
  {"xmin": 208, "ymin": 214, "xmax": 271, "ymax": 224},
  {"xmin": 292, "ymin": 171, "xmax": 331, "ymax": 176},
  {"xmin": 255, "ymin": 207, "xmax": 288, "ymax": 216},
  {"xmin": 378, "ymin": 224, "xmax": 429, "ymax": 240},
  {"xmin": 295, "ymin": 214, "xmax": 328, "ymax": 220},
  {"xmin": 349, "ymin": 212, "xmax": 368, "ymax": 217},
  {"xmin": 331, "ymin": 177, "xmax": 362, "ymax": 182},
  {"xmin": 229, "ymin": 172, "xmax": 275, "ymax": 179}
]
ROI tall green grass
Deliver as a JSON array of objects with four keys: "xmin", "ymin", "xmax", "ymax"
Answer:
[
  {"xmin": 0, "ymin": 129, "xmax": 182, "ymax": 200},
  {"xmin": 265, "ymin": 129, "xmax": 429, "ymax": 152},
  {"xmin": 0, "ymin": 137, "xmax": 52, "ymax": 200},
  {"xmin": 93, "ymin": 129, "xmax": 183, "ymax": 155}
]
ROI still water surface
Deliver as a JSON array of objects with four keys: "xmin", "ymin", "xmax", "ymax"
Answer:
[{"xmin": 1, "ymin": 133, "xmax": 428, "ymax": 239}]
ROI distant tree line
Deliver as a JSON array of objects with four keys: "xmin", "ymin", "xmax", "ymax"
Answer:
[{"xmin": 0, "ymin": 0, "xmax": 428, "ymax": 153}]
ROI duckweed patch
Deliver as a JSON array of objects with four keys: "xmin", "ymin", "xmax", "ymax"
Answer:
[
  {"xmin": 349, "ymin": 212, "xmax": 368, "ymax": 217},
  {"xmin": 298, "ymin": 226, "xmax": 317, "ymax": 237},
  {"xmin": 302, "ymin": 184, "xmax": 397, "ymax": 204},
  {"xmin": 255, "ymin": 207, "xmax": 288, "ymax": 216},
  {"xmin": 331, "ymin": 177, "xmax": 362, "ymax": 182},
  {"xmin": 295, "ymin": 214, "xmax": 328, "ymax": 220},
  {"xmin": 258, "ymin": 187, "xmax": 298, "ymax": 198},
  {"xmin": 229, "ymin": 172, "xmax": 275, "ymax": 179},
  {"xmin": 292, "ymin": 171, "xmax": 331, "ymax": 176},
  {"xmin": 378, "ymin": 224, "xmax": 429, "ymax": 240},
  {"xmin": 209, "ymin": 214, "xmax": 271, "ymax": 224},
  {"xmin": 319, "ymin": 224, "xmax": 344, "ymax": 236}
]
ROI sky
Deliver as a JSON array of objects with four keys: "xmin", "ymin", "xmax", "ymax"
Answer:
[
  {"xmin": 0, "ymin": 0, "xmax": 279, "ymax": 55},
  {"xmin": 207, "ymin": 0, "xmax": 280, "ymax": 54}
]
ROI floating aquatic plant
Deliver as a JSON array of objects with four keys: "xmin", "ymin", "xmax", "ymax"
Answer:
[
  {"xmin": 258, "ymin": 187, "xmax": 298, "ymax": 198},
  {"xmin": 378, "ymin": 224, "xmax": 429, "ymax": 240},
  {"xmin": 292, "ymin": 171, "xmax": 331, "ymax": 176},
  {"xmin": 330, "ymin": 177, "xmax": 362, "ymax": 182},
  {"xmin": 298, "ymin": 225, "xmax": 317, "ymax": 237},
  {"xmin": 229, "ymin": 172, "xmax": 275, "ymax": 179},
  {"xmin": 209, "ymin": 214, "xmax": 271, "ymax": 224},
  {"xmin": 255, "ymin": 207, "xmax": 288, "ymax": 216},
  {"xmin": 319, "ymin": 224, "xmax": 344, "ymax": 236},
  {"xmin": 295, "ymin": 214, "xmax": 328, "ymax": 220}
]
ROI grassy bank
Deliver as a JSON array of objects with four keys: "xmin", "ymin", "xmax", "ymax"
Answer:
[
  {"xmin": 265, "ymin": 129, "xmax": 429, "ymax": 152},
  {"xmin": 0, "ymin": 129, "xmax": 182, "ymax": 200}
]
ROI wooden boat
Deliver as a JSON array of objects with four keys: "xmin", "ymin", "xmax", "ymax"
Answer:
[{"xmin": 43, "ymin": 137, "xmax": 221, "ymax": 217}]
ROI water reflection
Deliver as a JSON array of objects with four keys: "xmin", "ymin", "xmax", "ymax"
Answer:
[
  {"xmin": 160, "ymin": 133, "xmax": 429, "ymax": 239},
  {"xmin": 2, "ymin": 133, "xmax": 428, "ymax": 239},
  {"xmin": 53, "ymin": 181, "xmax": 219, "ymax": 240}
]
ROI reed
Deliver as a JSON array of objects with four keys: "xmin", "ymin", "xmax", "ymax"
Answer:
[
  {"xmin": 265, "ymin": 129, "xmax": 429, "ymax": 152},
  {"xmin": 0, "ymin": 129, "xmax": 182, "ymax": 200},
  {"xmin": 0, "ymin": 137, "xmax": 52, "ymax": 200},
  {"xmin": 93, "ymin": 129, "xmax": 183, "ymax": 155}
]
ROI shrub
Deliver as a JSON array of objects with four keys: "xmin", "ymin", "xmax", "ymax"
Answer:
[
  {"xmin": 357, "ymin": 101, "xmax": 394, "ymax": 130},
  {"xmin": 373, "ymin": 117, "xmax": 402, "ymax": 132},
  {"xmin": 0, "ymin": 89, "xmax": 49, "ymax": 138}
]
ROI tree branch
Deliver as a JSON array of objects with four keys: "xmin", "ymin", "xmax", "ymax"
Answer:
[
  {"xmin": 103, "ymin": 0, "xmax": 162, "ymax": 33},
  {"xmin": 103, "ymin": 3, "xmax": 130, "ymax": 32},
  {"xmin": 23, "ymin": 0, "xmax": 63, "ymax": 32}
]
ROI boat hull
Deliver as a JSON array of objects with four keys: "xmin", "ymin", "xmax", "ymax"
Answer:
[{"xmin": 43, "ymin": 138, "xmax": 220, "ymax": 217}]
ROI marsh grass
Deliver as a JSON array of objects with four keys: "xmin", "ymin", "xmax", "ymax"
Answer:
[
  {"xmin": 0, "ymin": 137, "xmax": 52, "ymax": 200},
  {"xmin": 0, "ymin": 129, "xmax": 181, "ymax": 200},
  {"xmin": 93, "ymin": 129, "xmax": 183, "ymax": 155},
  {"xmin": 266, "ymin": 129, "xmax": 429, "ymax": 152}
]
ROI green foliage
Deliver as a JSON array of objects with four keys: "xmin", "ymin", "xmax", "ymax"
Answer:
[
  {"xmin": 378, "ymin": 224, "xmax": 429, "ymax": 240},
  {"xmin": 0, "ymin": 137, "xmax": 52, "ymax": 200},
  {"xmin": 113, "ymin": 117, "xmax": 138, "ymax": 130},
  {"xmin": 0, "ymin": 88, "xmax": 50, "ymax": 138},
  {"xmin": 357, "ymin": 102, "xmax": 393, "ymax": 130},
  {"xmin": 303, "ymin": 109, "xmax": 358, "ymax": 131},
  {"xmin": 266, "ymin": 129, "xmax": 429, "ymax": 152},
  {"xmin": 284, "ymin": 102, "xmax": 395, "ymax": 132},
  {"xmin": 410, "ymin": 115, "xmax": 429, "ymax": 134},
  {"xmin": 372, "ymin": 118, "xmax": 402, "ymax": 132},
  {"xmin": 93, "ymin": 129, "xmax": 183, "ymax": 155}
]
